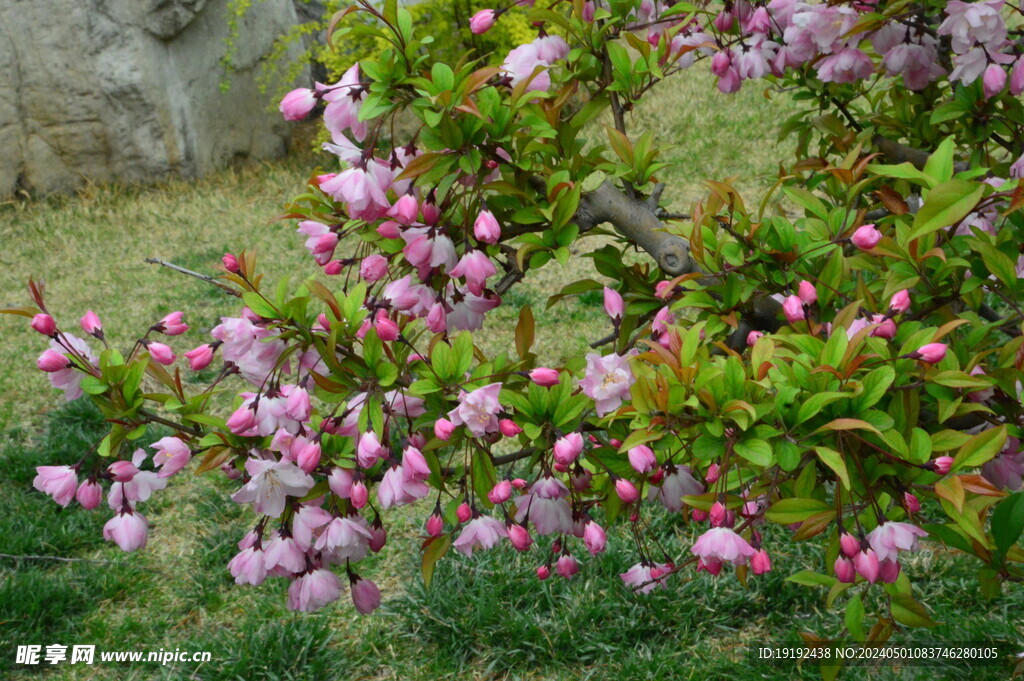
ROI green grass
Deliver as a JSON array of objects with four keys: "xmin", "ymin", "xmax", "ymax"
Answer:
[{"xmin": 1, "ymin": 72, "xmax": 1019, "ymax": 681}]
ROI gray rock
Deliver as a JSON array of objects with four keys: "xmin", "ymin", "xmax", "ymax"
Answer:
[{"xmin": 0, "ymin": 0, "xmax": 311, "ymax": 198}]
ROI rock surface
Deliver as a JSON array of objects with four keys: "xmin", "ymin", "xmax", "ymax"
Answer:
[{"xmin": 0, "ymin": 0, "xmax": 307, "ymax": 197}]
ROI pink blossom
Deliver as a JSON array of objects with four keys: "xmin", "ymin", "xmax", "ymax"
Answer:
[
  {"xmin": 37, "ymin": 349, "xmax": 69, "ymax": 372},
  {"xmin": 498, "ymin": 419, "xmax": 522, "ymax": 438},
  {"xmin": 151, "ymin": 436, "xmax": 191, "ymax": 478},
  {"xmin": 288, "ymin": 568, "xmax": 342, "ymax": 612},
  {"xmin": 387, "ymin": 194, "xmax": 419, "ymax": 225},
  {"xmin": 473, "ymin": 209, "xmax": 501, "ymax": 244},
  {"xmin": 1011, "ymin": 153, "xmax": 1024, "ymax": 180},
  {"xmin": 1011, "ymin": 58, "xmax": 1024, "ymax": 95},
  {"xmin": 103, "ymin": 510, "xmax": 148, "ymax": 552},
  {"xmin": 351, "ymin": 576, "xmax": 382, "ymax": 614},
  {"xmin": 263, "ymin": 532, "xmax": 306, "ymax": 575},
  {"xmin": 449, "ymin": 250, "xmax": 496, "ymax": 295},
  {"xmin": 447, "ymin": 286, "xmax": 500, "ymax": 331},
  {"xmin": 488, "ymin": 480, "xmax": 513, "ymax": 504},
  {"xmin": 33, "ymin": 465, "xmax": 78, "ymax": 507},
  {"xmin": 31, "ymin": 313, "xmax": 56, "ymax": 336},
  {"xmin": 853, "ymin": 548, "xmax": 880, "ymax": 583},
  {"xmin": 357, "ymin": 431, "xmax": 385, "ymax": 469},
  {"xmin": 834, "ymin": 555, "xmax": 856, "ymax": 583},
  {"xmin": 513, "ymin": 476, "xmax": 573, "ymax": 535},
  {"xmin": 904, "ymin": 492, "xmax": 921, "ymax": 513},
  {"xmin": 328, "ymin": 467, "xmax": 354, "ymax": 498},
  {"xmin": 453, "ymin": 515, "xmax": 507, "ymax": 556},
  {"xmin": 228, "ymin": 546, "xmax": 267, "ymax": 585},
  {"xmin": 583, "ymin": 521, "xmax": 607, "ymax": 555},
  {"xmin": 457, "ymin": 502, "xmax": 472, "ymax": 523},
  {"xmin": 315, "ymin": 514, "xmax": 373, "ymax": 561},
  {"xmin": 279, "ymin": 88, "xmax": 317, "ymax": 120},
  {"xmin": 647, "ymin": 466, "xmax": 703, "ymax": 511},
  {"xmin": 981, "ymin": 440, "xmax": 1024, "ymax": 490},
  {"xmin": 434, "ymin": 418, "xmax": 455, "ymax": 441},
  {"xmin": 938, "ymin": 0, "xmax": 1007, "ymax": 53},
  {"xmin": 746, "ymin": 330, "xmax": 763, "ymax": 347},
  {"xmin": 881, "ymin": 39, "xmax": 945, "ymax": 90},
  {"xmin": 690, "ymin": 527, "xmax": 756, "ymax": 566},
  {"xmin": 620, "ymin": 562, "xmax": 669, "ymax": 594},
  {"xmin": 579, "ymin": 351, "xmax": 635, "ymax": 416},
  {"xmin": 537, "ymin": 565, "xmax": 551, "ymax": 580},
  {"xmin": 840, "ymin": 532, "xmax": 860, "ymax": 558},
  {"xmin": 107, "ymin": 460, "xmax": 139, "ymax": 483},
  {"xmin": 76, "ymin": 479, "xmax": 102, "ymax": 509},
  {"xmin": 867, "ymin": 521, "xmax": 927, "ymax": 563},
  {"xmin": 322, "ymin": 64, "xmax": 366, "ymax": 141},
  {"xmin": 426, "ymin": 513, "xmax": 444, "ymax": 537},
  {"xmin": 231, "ymin": 457, "xmax": 315, "ymax": 518},
  {"xmin": 291, "ymin": 504, "xmax": 332, "ymax": 551},
  {"xmin": 797, "ymin": 280, "xmax": 817, "ymax": 305},
  {"xmin": 448, "ymin": 383, "xmax": 503, "ymax": 437}
]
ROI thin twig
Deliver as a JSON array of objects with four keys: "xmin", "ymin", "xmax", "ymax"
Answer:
[{"xmin": 144, "ymin": 258, "xmax": 241, "ymax": 297}]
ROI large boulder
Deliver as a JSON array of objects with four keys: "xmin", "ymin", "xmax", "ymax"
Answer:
[{"xmin": 0, "ymin": 0, "xmax": 307, "ymax": 197}]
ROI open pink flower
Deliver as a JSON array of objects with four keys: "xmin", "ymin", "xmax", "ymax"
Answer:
[
  {"xmin": 620, "ymin": 562, "xmax": 670, "ymax": 594},
  {"xmin": 866, "ymin": 521, "xmax": 927, "ymax": 563},
  {"xmin": 448, "ymin": 383, "xmax": 503, "ymax": 437},
  {"xmin": 103, "ymin": 510, "xmax": 148, "ymax": 552},
  {"xmin": 351, "ymin": 576, "xmax": 382, "ymax": 614},
  {"xmin": 151, "ymin": 436, "xmax": 191, "ymax": 478},
  {"xmin": 33, "ymin": 465, "xmax": 78, "ymax": 507},
  {"xmin": 453, "ymin": 515, "xmax": 507, "ymax": 556},
  {"xmin": 231, "ymin": 457, "xmax": 315, "ymax": 518},
  {"xmin": 690, "ymin": 527, "xmax": 756, "ymax": 567},
  {"xmin": 288, "ymin": 568, "xmax": 342, "ymax": 612},
  {"xmin": 579, "ymin": 352, "xmax": 635, "ymax": 416}
]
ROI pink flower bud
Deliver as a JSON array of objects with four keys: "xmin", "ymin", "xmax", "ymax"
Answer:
[
  {"xmin": 184, "ymin": 344, "xmax": 215, "ymax": 371},
  {"xmin": 889, "ymin": 289, "xmax": 911, "ymax": 313},
  {"xmin": 709, "ymin": 501, "xmax": 728, "ymax": 528},
  {"xmin": 368, "ymin": 522, "xmax": 387, "ymax": 552},
  {"xmin": 851, "ymin": 224, "xmax": 881, "ymax": 251},
  {"xmin": 603, "ymin": 287, "xmax": 624, "ymax": 320},
  {"xmin": 854, "ymin": 548, "xmax": 880, "ymax": 583},
  {"xmin": 983, "ymin": 64, "xmax": 1006, "ymax": 99},
  {"xmin": 76, "ymin": 480, "xmax": 102, "ymax": 509},
  {"xmin": 377, "ymin": 220, "xmax": 401, "ymax": 239},
  {"xmin": 904, "ymin": 492, "xmax": 920, "ymax": 513},
  {"xmin": 536, "ymin": 564, "xmax": 551, "ymax": 580},
  {"xmin": 488, "ymin": 480, "xmax": 513, "ymax": 504},
  {"xmin": 511, "ymin": 478, "xmax": 527, "ymax": 489},
  {"xmin": 869, "ymin": 315, "xmax": 897, "ymax": 340},
  {"xmin": 387, "ymin": 193, "xmax": 419, "ymax": 225},
  {"xmin": 350, "ymin": 576, "xmax": 382, "ymax": 614},
  {"xmin": 470, "ymin": 8, "xmax": 497, "ymax": 34},
  {"xmin": 147, "ymin": 342, "xmax": 176, "ymax": 365},
  {"xmin": 360, "ymin": 254, "xmax": 389, "ymax": 282},
  {"xmin": 782, "ymin": 295, "xmax": 805, "ymax": 323},
  {"xmin": 473, "ymin": 209, "xmax": 501, "ymax": 244},
  {"xmin": 357, "ymin": 432, "xmax": 384, "ymax": 469},
  {"xmin": 570, "ymin": 468, "xmax": 593, "ymax": 491},
  {"xmin": 426, "ymin": 513, "xmax": 443, "ymax": 537},
  {"xmin": 750, "ymin": 548, "xmax": 772, "ymax": 575},
  {"xmin": 840, "ymin": 532, "xmax": 860, "ymax": 558},
  {"xmin": 797, "ymin": 280, "xmax": 817, "ymax": 305},
  {"xmin": 434, "ymin": 418, "xmax": 455, "ymax": 441},
  {"xmin": 351, "ymin": 481, "xmax": 369, "ymax": 508},
  {"xmin": 31, "ymin": 313, "xmax": 56, "ymax": 336},
  {"xmin": 583, "ymin": 521, "xmax": 607, "ymax": 555},
  {"xmin": 627, "ymin": 445, "xmax": 657, "ymax": 474},
  {"xmin": 37, "ymin": 349, "xmax": 70, "ymax": 372},
  {"xmin": 879, "ymin": 558, "xmax": 901, "ymax": 583},
  {"xmin": 711, "ymin": 50, "xmax": 731, "ymax": 76},
  {"xmin": 297, "ymin": 441, "xmax": 322, "ymax": 473},
  {"xmin": 498, "ymin": 419, "xmax": 522, "ymax": 438},
  {"xmin": 746, "ymin": 330, "xmax": 763, "ymax": 347},
  {"xmin": 80, "ymin": 310, "xmax": 102, "ymax": 336},
  {"xmin": 697, "ymin": 558, "xmax": 723, "ymax": 576},
  {"xmin": 279, "ymin": 87, "xmax": 317, "ymax": 120},
  {"xmin": 1011, "ymin": 58, "xmax": 1024, "ymax": 96},
  {"xmin": 108, "ymin": 460, "xmax": 139, "ymax": 482},
  {"xmin": 705, "ymin": 463, "xmax": 720, "ymax": 484},
  {"xmin": 913, "ymin": 342, "xmax": 947, "ymax": 364},
  {"xmin": 528, "ymin": 367, "xmax": 560, "ymax": 386},
  {"xmin": 834, "ymin": 555, "xmax": 856, "ymax": 583},
  {"xmin": 615, "ymin": 478, "xmax": 639, "ymax": 503},
  {"xmin": 691, "ymin": 508, "xmax": 709, "ymax": 523},
  {"xmin": 322, "ymin": 260, "xmax": 343, "ymax": 275},
  {"xmin": 156, "ymin": 311, "xmax": 189, "ymax": 336},
  {"xmin": 931, "ymin": 456, "xmax": 953, "ymax": 475},
  {"xmin": 222, "ymin": 253, "xmax": 240, "ymax": 272},
  {"xmin": 509, "ymin": 523, "xmax": 533, "ymax": 551},
  {"xmin": 456, "ymin": 502, "xmax": 472, "ymax": 523},
  {"xmin": 374, "ymin": 312, "xmax": 400, "ymax": 341},
  {"xmin": 553, "ymin": 433, "xmax": 584, "ymax": 466},
  {"xmin": 582, "ymin": 0, "xmax": 595, "ymax": 21},
  {"xmin": 556, "ymin": 554, "xmax": 579, "ymax": 579}
]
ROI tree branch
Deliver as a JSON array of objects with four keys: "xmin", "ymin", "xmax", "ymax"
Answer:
[
  {"xmin": 872, "ymin": 135, "xmax": 969, "ymax": 172},
  {"xmin": 144, "ymin": 258, "xmax": 241, "ymax": 297}
]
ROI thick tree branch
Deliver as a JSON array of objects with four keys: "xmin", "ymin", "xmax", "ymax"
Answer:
[{"xmin": 872, "ymin": 135, "xmax": 969, "ymax": 172}]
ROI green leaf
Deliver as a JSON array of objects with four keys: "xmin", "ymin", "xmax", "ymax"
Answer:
[
  {"xmin": 785, "ymin": 570, "xmax": 836, "ymax": 587},
  {"xmin": 765, "ymin": 498, "xmax": 832, "ymax": 524},
  {"xmin": 845, "ymin": 594, "xmax": 866, "ymax": 642},
  {"xmin": 991, "ymin": 493, "xmax": 1024, "ymax": 556},
  {"xmin": 907, "ymin": 180, "xmax": 985, "ymax": 242},
  {"xmin": 952, "ymin": 425, "xmax": 1007, "ymax": 470},
  {"xmin": 421, "ymin": 534, "xmax": 451, "ymax": 587},
  {"xmin": 242, "ymin": 291, "xmax": 278, "ymax": 319},
  {"xmin": 471, "ymin": 451, "xmax": 498, "ymax": 509},
  {"xmin": 923, "ymin": 137, "xmax": 955, "ymax": 184},
  {"xmin": 815, "ymin": 446, "xmax": 851, "ymax": 490},
  {"xmin": 890, "ymin": 594, "xmax": 937, "ymax": 628},
  {"xmin": 734, "ymin": 438, "xmax": 772, "ymax": 467}
]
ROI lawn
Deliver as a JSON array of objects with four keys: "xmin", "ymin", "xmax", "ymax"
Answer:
[{"xmin": 2, "ymin": 71, "xmax": 1020, "ymax": 681}]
